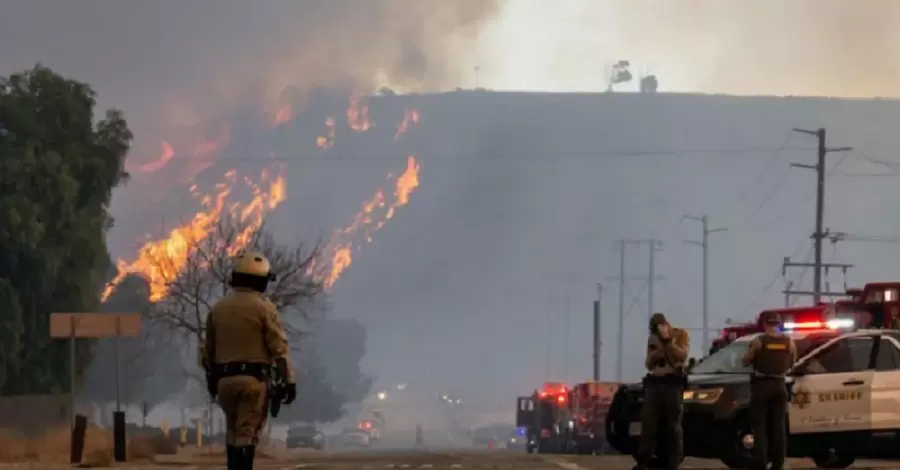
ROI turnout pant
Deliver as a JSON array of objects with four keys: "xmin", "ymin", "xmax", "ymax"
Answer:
[
  {"xmin": 636, "ymin": 381, "xmax": 684, "ymax": 469},
  {"xmin": 749, "ymin": 377, "xmax": 788, "ymax": 470}
]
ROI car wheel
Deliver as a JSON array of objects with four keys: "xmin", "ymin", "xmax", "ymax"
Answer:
[
  {"xmin": 810, "ymin": 448, "xmax": 855, "ymax": 468},
  {"xmin": 720, "ymin": 414, "xmax": 755, "ymax": 469}
]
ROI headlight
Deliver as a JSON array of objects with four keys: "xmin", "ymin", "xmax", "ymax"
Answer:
[
  {"xmin": 683, "ymin": 387, "xmax": 723, "ymax": 404},
  {"xmin": 509, "ymin": 437, "xmax": 517, "ymax": 443}
]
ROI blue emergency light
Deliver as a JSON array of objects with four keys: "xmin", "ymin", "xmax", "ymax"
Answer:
[{"xmin": 782, "ymin": 318, "xmax": 855, "ymax": 331}]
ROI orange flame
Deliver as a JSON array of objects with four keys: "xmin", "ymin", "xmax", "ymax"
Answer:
[
  {"xmin": 273, "ymin": 105, "xmax": 294, "ymax": 126},
  {"xmin": 132, "ymin": 129, "xmax": 230, "ymax": 175},
  {"xmin": 323, "ymin": 155, "xmax": 420, "ymax": 289},
  {"xmin": 101, "ymin": 167, "xmax": 287, "ymax": 302},
  {"xmin": 136, "ymin": 141, "xmax": 176, "ymax": 173},
  {"xmin": 394, "ymin": 109, "xmax": 420, "ymax": 141},
  {"xmin": 347, "ymin": 95, "xmax": 372, "ymax": 132},
  {"xmin": 316, "ymin": 116, "xmax": 337, "ymax": 149}
]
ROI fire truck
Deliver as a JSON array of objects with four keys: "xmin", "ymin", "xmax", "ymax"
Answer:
[
  {"xmin": 707, "ymin": 282, "xmax": 900, "ymax": 355},
  {"xmin": 708, "ymin": 321, "xmax": 758, "ymax": 355},
  {"xmin": 841, "ymin": 282, "xmax": 900, "ymax": 328},
  {"xmin": 569, "ymin": 380, "xmax": 620, "ymax": 454},
  {"xmin": 515, "ymin": 382, "xmax": 573, "ymax": 454},
  {"xmin": 707, "ymin": 304, "xmax": 850, "ymax": 355}
]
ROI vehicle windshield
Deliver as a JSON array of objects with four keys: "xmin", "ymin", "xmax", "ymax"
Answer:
[{"xmin": 691, "ymin": 334, "xmax": 833, "ymax": 374}]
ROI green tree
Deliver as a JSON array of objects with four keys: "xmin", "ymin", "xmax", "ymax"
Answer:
[{"xmin": 0, "ymin": 64, "xmax": 131, "ymax": 395}]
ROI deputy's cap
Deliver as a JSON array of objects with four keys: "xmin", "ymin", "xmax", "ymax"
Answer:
[
  {"xmin": 763, "ymin": 312, "xmax": 782, "ymax": 325},
  {"xmin": 650, "ymin": 312, "xmax": 668, "ymax": 327}
]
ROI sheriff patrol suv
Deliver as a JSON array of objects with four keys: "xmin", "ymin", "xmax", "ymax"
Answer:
[{"xmin": 605, "ymin": 317, "xmax": 900, "ymax": 469}]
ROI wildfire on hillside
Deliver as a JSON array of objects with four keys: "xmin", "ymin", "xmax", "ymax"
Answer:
[
  {"xmin": 105, "ymin": 95, "xmax": 422, "ymax": 302},
  {"xmin": 101, "ymin": 167, "xmax": 287, "ymax": 302},
  {"xmin": 347, "ymin": 94, "xmax": 372, "ymax": 132},
  {"xmin": 323, "ymin": 155, "xmax": 420, "ymax": 289},
  {"xmin": 394, "ymin": 108, "xmax": 420, "ymax": 141},
  {"xmin": 316, "ymin": 116, "xmax": 337, "ymax": 149}
]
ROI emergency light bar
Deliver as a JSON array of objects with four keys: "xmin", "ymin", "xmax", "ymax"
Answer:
[{"xmin": 783, "ymin": 318, "xmax": 855, "ymax": 331}]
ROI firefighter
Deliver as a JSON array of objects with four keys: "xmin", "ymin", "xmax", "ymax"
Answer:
[
  {"xmin": 203, "ymin": 252, "xmax": 297, "ymax": 470},
  {"xmin": 634, "ymin": 313, "xmax": 689, "ymax": 470},
  {"xmin": 741, "ymin": 312, "xmax": 796, "ymax": 470}
]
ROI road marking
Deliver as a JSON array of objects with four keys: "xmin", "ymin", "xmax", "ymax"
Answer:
[{"xmin": 546, "ymin": 460, "xmax": 585, "ymax": 470}]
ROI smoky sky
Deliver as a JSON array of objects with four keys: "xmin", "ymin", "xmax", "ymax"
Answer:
[
  {"xmin": 621, "ymin": 0, "xmax": 900, "ymax": 96},
  {"xmin": 473, "ymin": 1, "xmax": 900, "ymax": 97},
  {"xmin": 0, "ymin": 0, "xmax": 501, "ymax": 159}
]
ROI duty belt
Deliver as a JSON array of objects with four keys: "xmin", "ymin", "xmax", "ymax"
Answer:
[
  {"xmin": 751, "ymin": 373, "xmax": 786, "ymax": 381},
  {"xmin": 213, "ymin": 362, "xmax": 271, "ymax": 381}
]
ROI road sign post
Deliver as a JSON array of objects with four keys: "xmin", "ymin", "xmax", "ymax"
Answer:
[{"xmin": 50, "ymin": 312, "xmax": 141, "ymax": 463}]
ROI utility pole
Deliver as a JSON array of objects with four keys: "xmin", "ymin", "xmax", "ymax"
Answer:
[
  {"xmin": 782, "ymin": 256, "xmax": 854, "ymax": 303},
  {"xmin": 790, "ymin": 128, "xmax": 852, "ymax": 303},
  {"xmin": 593, "ymin": 283, "xmax": 602, "ymax": 381},
  {"xmin": 683, "ymin": 215, "xmax": 726, "ymax": 352},
  {"xmin": 648, "ymin": 240, "xmax": 656, "ymax": 318},
  {"xmin": 609, "ymin": 239, "xmax": 665, "ymax": 381},
  {"xmin": 616, "ymin": 240, "xmax": 625, "ymax": 382}
]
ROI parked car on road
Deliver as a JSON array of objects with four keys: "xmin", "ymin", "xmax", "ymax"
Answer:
[{"xmin": 286, "ymin": 425, "xmax": 325, "ymax": 450}]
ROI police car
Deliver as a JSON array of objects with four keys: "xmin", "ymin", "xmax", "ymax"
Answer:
[{"xmin": 605, "ymin": 316, "xmax": 900, "ymax": 468}]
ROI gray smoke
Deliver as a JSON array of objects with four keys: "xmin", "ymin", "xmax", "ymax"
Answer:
[
  {"xmin": 601, "ymin": 0, "xmax": 900, "ymax": 97},
  {"xmin": 0, "ymin": 0, "xmax": 501, "ymax": 151}
]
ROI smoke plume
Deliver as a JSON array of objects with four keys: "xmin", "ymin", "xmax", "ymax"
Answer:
[
  {"xmin": 604, "ymin": 0, "xmax": 900, "ymax": 97},
  {"xmin": 0, "ymin": 0, "xmax": 501, "ymax": 139}
]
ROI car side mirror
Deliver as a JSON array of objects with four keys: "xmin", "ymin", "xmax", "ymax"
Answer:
[{"xmin": 791, "ymin": 364, "xmax": 807, "ymax": 377}]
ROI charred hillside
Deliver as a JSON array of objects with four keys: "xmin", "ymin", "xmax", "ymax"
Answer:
[{"xmin": 111, "ymin": 90, "xmax": 900, "ymax": 396}]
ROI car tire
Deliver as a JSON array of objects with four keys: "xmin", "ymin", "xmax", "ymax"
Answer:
[
  {"xmin": 810, "ymin": 448, "xmax": 855, "ymax": 468},
  {"xmin": 720, "ymin": 413, "xmax": 755, "ymax": 469}
]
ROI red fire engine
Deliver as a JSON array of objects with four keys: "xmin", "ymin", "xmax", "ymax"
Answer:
[
  {"xmin": 516, "ymin": 382, "xmax": 573, "ymax": 454},
  {"xmin": 569, "ymin": 380, "xmax": 620, "ymax": 454},
  {"xmin": 706, "ymin": 281, "xmax": 900, "ymax": 357}
]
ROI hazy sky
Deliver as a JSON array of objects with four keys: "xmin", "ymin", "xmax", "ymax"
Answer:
[
  {"xmin": 5, "ymin": 0, "xmax": 900, "ymax": 421},
  {"xmin": 472, "ymin": 0, "xmax": 900, "ymax": 97}
]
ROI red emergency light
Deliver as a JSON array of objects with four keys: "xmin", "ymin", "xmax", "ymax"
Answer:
[
  {"xmin": 360, "ymin": 420, "xmax": 373, "ymax": 429},
  {"xmin": 783, "ymin": 318, "xmax": 855, "ymax": 331}
]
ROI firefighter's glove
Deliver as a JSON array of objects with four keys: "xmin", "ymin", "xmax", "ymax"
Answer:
[
  {"xmin": 283, "ymin": 382, "xmax": 297, "ymax": 405},
  {"xmin": 274, "ymin": 358, "xmax": 289, "ymax": 383}
]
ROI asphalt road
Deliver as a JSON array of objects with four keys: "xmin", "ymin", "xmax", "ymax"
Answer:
[{"xmin": 3, "ymin": 449, "xmax": 900, "ymax": 469}]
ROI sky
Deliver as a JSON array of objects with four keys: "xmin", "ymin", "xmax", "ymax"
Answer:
[
  {"xmin": 5, "ymin": 0, "xmax": 900, "ymax": 424},
  {"xmin": 471, "ymin": 0, "xmax": 900, "ymax": 97}
]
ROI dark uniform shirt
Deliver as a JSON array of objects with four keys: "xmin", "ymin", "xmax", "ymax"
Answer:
[{"xmin": 741, "ymin": 332, "xmax": 797, "ymax": 377}]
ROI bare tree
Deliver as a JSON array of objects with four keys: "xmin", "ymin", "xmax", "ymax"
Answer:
[{"xmin": 144, "ymin": 214, "xmax": 327, "ymax": 359}]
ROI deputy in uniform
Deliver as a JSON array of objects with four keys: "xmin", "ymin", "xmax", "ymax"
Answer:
[
  {"xmin": 741, "ymin": 313, "xmax": 796, "ymax": 470},
  {"xmin": 634, "ymin": 313, "xmax": 690, "ymax": 470},
  {"xmin": 202, "ymin": 252, "xmax": 297, "ymax": 470}
]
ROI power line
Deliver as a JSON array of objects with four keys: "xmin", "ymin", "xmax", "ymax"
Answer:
[
  {"xmin": 712, "ymin": 131, "xmax": 795, "ymax": 217},
  {"xmin": 738, "ymin": 237, "xmax": 808, "ymax": 314},
  {"xmin": 789, "ymin": 127, "xmax": 852, "ymax": 303},
  {"xmin": 146, "ymin": 146, "xmax": 818, "ymax": 163}
]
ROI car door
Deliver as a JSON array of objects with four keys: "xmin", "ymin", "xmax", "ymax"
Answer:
[
  {"xmin": 870, "ymin": 334, "xmax": 900, "ymax": 430},
  {"xmin": 789, "ymin": 334, "xmax": 876, "ymax": 434}
]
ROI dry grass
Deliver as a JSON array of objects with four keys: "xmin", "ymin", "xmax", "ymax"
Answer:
[{"xmin": 0, "ymin": 426, "xmax": 178, "ymax": 465}]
